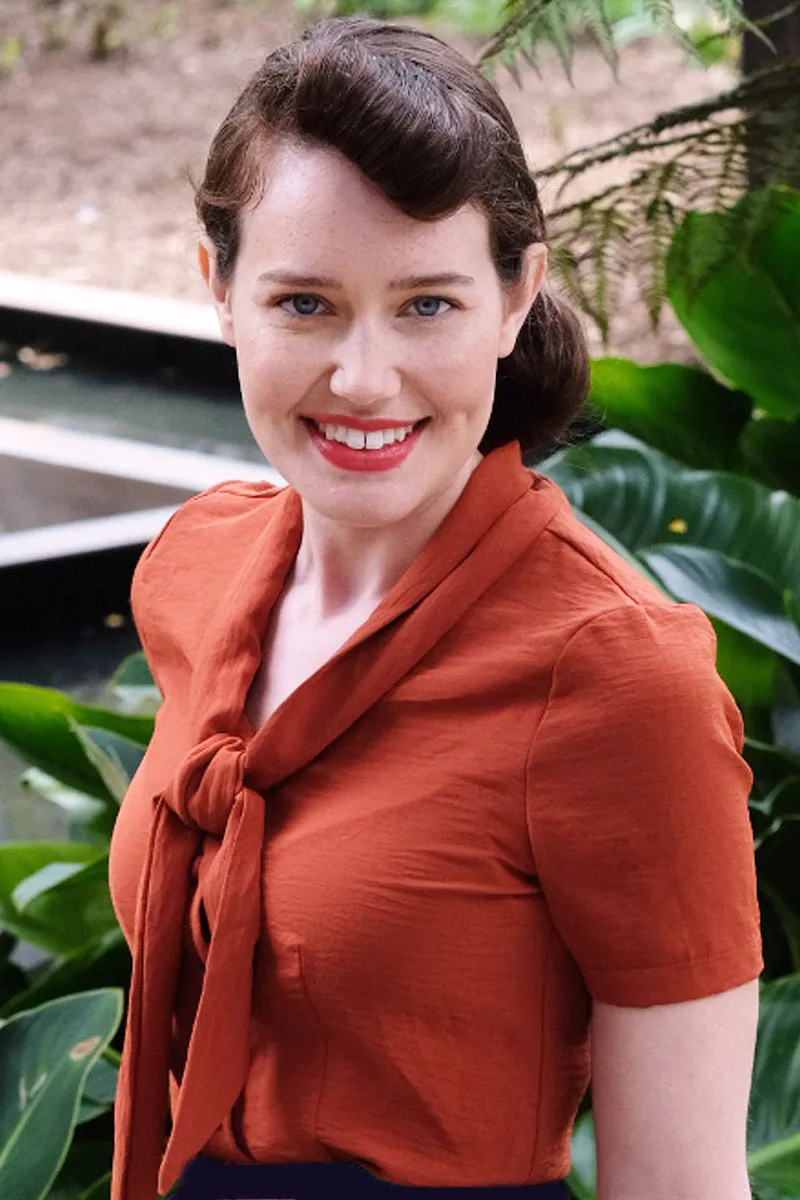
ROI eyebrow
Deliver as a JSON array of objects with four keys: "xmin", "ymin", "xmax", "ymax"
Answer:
[{"xmin": 256, "ymin": 270, "xmax": 477, "ymax": 290}]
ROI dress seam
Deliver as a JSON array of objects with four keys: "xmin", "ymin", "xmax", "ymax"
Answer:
[
  {"xmin": 526, "ymin": 931, "xmax": 550, "ymax": 1181},
  {"xmin": 296, "ymin": 945, "xmax": 333, "ymax": 1155}
]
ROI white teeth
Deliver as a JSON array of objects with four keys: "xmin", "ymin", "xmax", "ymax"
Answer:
[{"xmin": 314, "ymin": 421, "xmax": 418, "ymax": 449}]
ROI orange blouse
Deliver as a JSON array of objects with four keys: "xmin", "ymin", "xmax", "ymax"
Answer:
[{"xmin": 108, "ymin": 440, "xmax": 763, "ymax": 1200}]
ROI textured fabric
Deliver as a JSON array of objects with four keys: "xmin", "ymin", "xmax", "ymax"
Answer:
[{"xmin": 108, "ymin": 440, "xmax": 763, "ymax": 1200}]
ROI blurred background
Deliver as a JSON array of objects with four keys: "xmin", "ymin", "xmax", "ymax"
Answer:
[{"xmin": 0, "ymin": 0, "xmax": 744, "ymax": 361}]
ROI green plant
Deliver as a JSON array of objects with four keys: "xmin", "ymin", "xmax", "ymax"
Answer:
[
  {"xmin": 478, "ymin": 0, "xmax": 799, "ymax": 344},
  {"xmin": 0, "ymin": 990, "xmax": 123, "ymax": 1200},
  {"xmin": 0, "ymin": 653, "xmax": 157, "ymax": 1198}
]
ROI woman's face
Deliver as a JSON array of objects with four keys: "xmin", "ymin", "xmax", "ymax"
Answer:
[{"xmin": 201, "ymin": 139, "xmax": 546, "ymax": 534}]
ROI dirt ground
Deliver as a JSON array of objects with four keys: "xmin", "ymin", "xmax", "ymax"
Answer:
[{"xmin": 0, "ymin": 0, "xmax": 739, "ymax": 362}]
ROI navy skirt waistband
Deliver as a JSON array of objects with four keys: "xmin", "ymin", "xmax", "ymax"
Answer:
[{"xmin": 167, "ymin": 1157, "xmax": 571, "ymax": 1200}]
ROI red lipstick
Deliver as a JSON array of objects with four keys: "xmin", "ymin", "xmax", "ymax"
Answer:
[
  {"xmin": 303, "ymin": 417, "xmax": 426, "ymax": 472},
  {"xmin": 304, "ymin": 413, "xmax": 423, "ymax": 431}
]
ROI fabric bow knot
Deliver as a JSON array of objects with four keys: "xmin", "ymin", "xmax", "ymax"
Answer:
[{"xmin": 111, "ymin": 732, "xmax": 266, "ymax": 1200}]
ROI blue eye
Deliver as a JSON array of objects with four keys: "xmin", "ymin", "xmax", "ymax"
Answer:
[
  {"xmin": 278, "ymin": 294, "xmax": 323, "ymax": 316},
  {"xmin": 411, "ymin": 296, "xmax": 452, "ymax": 317}
]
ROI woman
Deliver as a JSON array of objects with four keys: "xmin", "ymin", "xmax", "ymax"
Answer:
[{"xmin": 107, "ymin": 15, "xmax": 763, "ymax": 1200}]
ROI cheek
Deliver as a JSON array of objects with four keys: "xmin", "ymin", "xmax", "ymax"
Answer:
[{"xmin": 235, "ymin": 328, "xmax": 317, "ymax": 403}]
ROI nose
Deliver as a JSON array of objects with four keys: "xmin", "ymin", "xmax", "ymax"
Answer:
[{"xmin": 328, "ymin": 323, "xmax": 402, "ymax": 406}]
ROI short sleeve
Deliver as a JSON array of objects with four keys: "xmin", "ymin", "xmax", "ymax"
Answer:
[{"xmin": 525, "ymin": 600, "xmax": 764, "ymax": 1006}]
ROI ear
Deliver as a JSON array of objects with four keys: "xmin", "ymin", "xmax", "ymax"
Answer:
[
  {"xmin": 198, "ymin": 235, "xmax": 236, "ymax": 347},
  {"xmin": 497, "ymin": 242, "xmax": 548, "ymax": 359}
]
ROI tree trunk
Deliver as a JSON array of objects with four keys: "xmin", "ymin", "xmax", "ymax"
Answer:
[{"xmin": 741, "ymin": 0, "xmax": 800, "ymax": 189}]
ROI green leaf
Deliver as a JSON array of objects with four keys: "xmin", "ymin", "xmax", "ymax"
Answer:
[
  {"xmin": 0, "ymin": 844, "xmax": 112, "ymax": 956},
  {"xmin": 18, "ymin": 770, "xmax": 108, "ymax": 827},
  {"xmin": 639, "ymin": 545, "xmax": 800, "ymax": 665},
  {"xmin": 0, "ymin": 684, "xmax": 153, "ymax": 803},
  {"xmin": 68, "ymin": 724, "xmax": 144, "ymax": 807},
  {"xmin": 757, "ymin": 822, "xmax": 800, "ymax": 974},
  {"xmin": 0, "ymin": 927, "xmax": 130, "ymax": 1021},
  {"xmin": 571, "ymin": 509, "xmax": 668, "ymax": 593},
  {"xmin": 76, "ymin": 1054, "xmax": 118, "ymax": 1124},
  {"xmin": 588, "ymin": 356, "xmax": 751, "ymax": 472},
  {"xmin": 745, "ymin": 739, "xmax": 800, "ymax": 801},
  {"xmin": 105, "ymin": 651, "xmax": 161, "ymax": 716},
  {"xmin": 0, "ymin": 936, "xmax": 28, "ymax": 1014},
  {"xmin": 740, "ymin": 417, "xmax": 800, "ymax": 497},
  {"xmin": 541, "ymin": 432, "xmax": 800, "ymax": 597},
  {"xmin": 710, "ymin": 618, "xmax": 779, "ymax": 707},
  {"xmin": 47, "ymin": 1140, "xmax": 113, "ymax": 1200},
  {"xmin": 667, "ymin": 187, "xmax": 800, "ymax": 420},
  {"xmin": 0, "ymin": 989, "xmax": 123, "ymax": 1200},
  {"xmin": 748, "ymin": 974, "xmax": 800, "ymax": 1197},
  {"xmin": 567, "ymin": 1110, "xmax": 597, "ymax": 1199},
  {"xmin": 540, "ymin": 432, "xmax": 800, "ymax": 700}
]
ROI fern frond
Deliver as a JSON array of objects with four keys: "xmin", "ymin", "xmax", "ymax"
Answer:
[
  {"xmin": 577, "ymin": 0, "xmax": 620, "ymax": 80},
  {"xmin": 543, "ymin": 0, "xmax": 576, "ymax": 85},
  {"xmin": 477, "ymin": 0, "xmax": 756, "ymax": 80},
  {"xmin": 640, "ymin": 0, "xmax": 701, "ymax": 62},
  {"xmin": 533, "ymin": 60, "xmax": 800, "ymax": 339}
]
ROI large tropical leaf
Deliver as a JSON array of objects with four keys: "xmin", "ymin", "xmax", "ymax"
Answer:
[
  {"xmin": 740, "ymin": 418, "xmax": 800, "ymax": 498},
  {"xmin": 588, "ymin": 357, "xmax": 751, "ymax": 473},
  {"xmin": 541, "ymin": 432, "xmax": 800, "ymax": 595},
  {"xmin": 540, "ymin": 433, "xmax": 800, "ymax": 699},
  {"xmin": 104, "ymin": 651, "xmax": 161, "ymax": 716},
  {"xmin": 0, "ymin": 927, "xmax": 130, "ymax": 1021},
  {"xmin": 0, "ymin": 989, "xmax": 122, "ymax": 1200},
  {"xmin": 68, "ymin": 725, "xmax": 145, "ymax": 808},
  {"xmin": 75, "ymin": 1053, "xmax": 118, "ymax": 1125},
  {"xmin": 0, "ymin": 844, "xmax": 111, "ymax": 956},
  {"xmin": 747, "ymin": 974, "xmax": 800, "ymax": 1198},
  {"xmin": 47, "ymin": 1139, "xmax": 114, "ymax": 1200},
  {"xmin": 17, "ymin": 770, "xmax": 107, "ymax": 827},
  {"xmin": 0, "ymin": 685, "xmax": 153, "ymax": 803},
  {"xmin": 639, "ymin": 546, "xmax": 800, "ymax": 665},
  {"xmin": 667, "ymin": 187, "xmax": 800, "ymax": 421},
  {"xmin": 711, "ymin": 618, "xmax": 783, "ymax": 708},
  {"xmin": 756, "ymin": 818, "xmax": 800, "ymax": 976}
]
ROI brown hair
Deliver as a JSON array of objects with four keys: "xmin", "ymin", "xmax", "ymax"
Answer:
[{"xmin": 195, "ymin": 15, "xmax": 591, "ymax": 461}]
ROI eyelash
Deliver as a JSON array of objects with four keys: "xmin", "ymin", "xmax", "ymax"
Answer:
[{"xmin": 273, "ymin": 293, "xmax": 457, "ymax": 319}]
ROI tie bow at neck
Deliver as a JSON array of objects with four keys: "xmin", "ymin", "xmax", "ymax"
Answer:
[{"xmin": 163, "ymin": 733, "xmax": 247, "ymax": 835}]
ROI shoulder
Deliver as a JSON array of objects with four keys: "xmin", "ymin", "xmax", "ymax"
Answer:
[
  {"xmin": 129, "ymin": 478, "xmax": 287, "ymax": 693},
  {"xmin": 132, "ymin": 477, "xmax": 284, "ymax": 584},
  {"xmin": 526, "ymin": 471, "xmax": 677, "ymax": 616},
  {"xmin": 513, "ymin": 473, "xmax": 719, "ymax": 672},
  {"xmin": 513, "ymin": 474, "xmax": 742, "ymax": 739},
  {"xmin": 135, "ymin": 477, "xmax": 285, "ymax": 567}
]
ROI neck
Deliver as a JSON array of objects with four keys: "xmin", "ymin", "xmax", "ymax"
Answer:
[{"xmin": 293, "ymin": 453, "xmax": 482, "ymax": 618}]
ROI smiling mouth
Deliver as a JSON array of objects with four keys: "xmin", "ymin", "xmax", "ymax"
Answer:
[{"xmin": 302, "ymin": 417, "xmax": 428, "ymax": 450}]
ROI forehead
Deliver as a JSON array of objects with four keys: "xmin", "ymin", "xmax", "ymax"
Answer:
[{"xmin": 238, "ymin": 139, "xmax": 492, "ymax": 266}]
